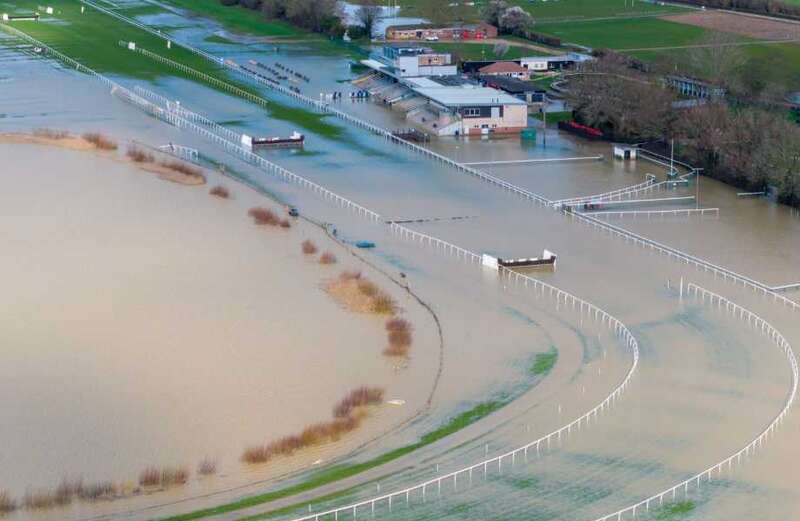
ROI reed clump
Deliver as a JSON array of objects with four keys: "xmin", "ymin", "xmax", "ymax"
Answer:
[
  {"xmin": 0, "ymin": 491, "xmax": 16, "ymax": 513},
  {"xmin": 248, "ymin": 206, "xmax": 291, "ymax": 228},
  {"xmin": 242, "ymin": 387, "xmax": 383, "ymax": 465},
  {"xmin": 301, "ymin": 240, "xmax": 318, "ymax": 255},
  {"xmin": 332, "ymin": 387, "xmax": 384, "ymax": 418},
  {"xmin": 138, "ymin": 466, "xmax": 189, "ymax": 488},
  {"xmin": 78, "ymin": 482, "xmax": 116, "ymax": 501},
  {"xmin": 161, "ymin": 160, "xmax": 204, "ymax": 180},
  {"xmin": 384, "ymin": 317, "xmax": 413, "ymax": 357},
  {"xmin": 197, "ymin": 458, "xmax": 218, "ymax": 476},
  {"xmin": 209, "ymin": 185, "xmax": 230, "ymax": 199},
  {"xmin": 126, "ymin": 146, "xmax": 155, "ymax": 163},
  {"xmin": 319, "ymin": 251, "xmax": 337, "ymax": 265},
  {"xmin": 325, "ymin": 270, "xmax": 396, "ymax": 314},
  {"xmin": 82, "ymin": 132, "xmax": 118, "ymax": 150},
  {"xmin": 33, "ymin": 128, "xmax": 69, "ymax": 140}
]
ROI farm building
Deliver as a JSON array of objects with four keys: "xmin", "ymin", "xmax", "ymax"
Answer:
[
  {"xmin": 478, "ymin": 61, "xmax": 531, "ymax": 80},
  {"xmin": 385, "ymin": 22, "xmax": 498, "ymax": 41}
]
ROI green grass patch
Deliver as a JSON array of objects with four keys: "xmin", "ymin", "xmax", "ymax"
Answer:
[
  {"xmin": 530, "ymin": 347, "xmax": 559, "ymax": 375},
  {"xmin": 4, "ymin": 1, "xmax": 345, "ymax": 138},
  {"xmin": 159, "ymin": 0, "xmax": 303, "ymax": 38},
  {"xmin": 532, "ymin": 111, "xmax": 572, "ymax": 125},
  {"xmin": 158, "ymin": 400, "xmax": 506, "ymax": 521},
  {"xmin": 656, "ymin": 500, "xmax": 696, "ymax": 519},
  {"xmin": 203, "ymin": 33, "xmax": 235, "ymax": 45},
  {"xmin": 536, "ymin": 17, "xmax": 713, "ymax": 50}
]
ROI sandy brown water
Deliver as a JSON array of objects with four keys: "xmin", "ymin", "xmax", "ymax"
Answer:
[{"xmin": 0, "ymin": 143, "xmax": 439, "ymax": 511}]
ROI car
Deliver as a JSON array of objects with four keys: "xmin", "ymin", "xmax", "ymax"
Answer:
[
  {"xmin": 424, "ymin": 35, "xmax": 439, "ymax": 42},
  {"xmin": 287, "ymin": 207, "xmax": 299, "ymax": 217}
]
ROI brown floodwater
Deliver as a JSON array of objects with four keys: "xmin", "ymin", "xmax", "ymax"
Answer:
[{"xmin": 0, "ymin": 143, "xmax": 440, "ymax": 511}]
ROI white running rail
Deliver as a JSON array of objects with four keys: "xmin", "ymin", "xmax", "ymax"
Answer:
[
  {"xmin": 593, "ymin": 283, "xmax": 798, "ymax": 521},
  {"xmin": 280, "ymin": 223, "xmax": 641, "ymax": 521},
  {"xmin": 586, "ymin": 208, "xmax": 719, "ymax": 219}
]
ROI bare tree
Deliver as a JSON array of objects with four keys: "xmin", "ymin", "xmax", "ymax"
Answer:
[
  {"xmin": 686, "ymin": 32, "xmax": 745, "ymax": 86},
  {"xmin": 356, "ymin": 0, "xmax": 382, "ymax": 39},
  {"xmin": 418, "ymin": 0, "xmax": 453, "ymax": 25},
  {"xmin": 481, "ymin": 0, "xmax": 508, "ymax": 26}
]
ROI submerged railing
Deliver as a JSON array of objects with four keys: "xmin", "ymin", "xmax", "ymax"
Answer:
[{"xmin": 593, "ymin": 283, "xmax": 798, "ymax": 521}]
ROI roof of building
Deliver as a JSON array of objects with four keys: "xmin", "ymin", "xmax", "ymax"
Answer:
[
  {"xmin": 387, "ymin": 22, "xmax": 495, "ymax": 32},
  {"xmin": 479, "ymin": 61, "xmax": 529, "ymax": 74},
  {"xmin": 411, "ymin": 86, "xmax": 526, "ymax": 107},
  {"xmin": 479, "ymin": 75, "xmax": 541, "ymax": 94},
  {"xmin": 520, "ymin": 53, "xmax": 592, "ymax": 63}
]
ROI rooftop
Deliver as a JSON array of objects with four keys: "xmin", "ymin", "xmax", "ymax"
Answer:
[
  {"xmin": 479, "ymin": 62, "xmax": 529, "ymax": 74},
  {"xmin": 479, "ymin": 75, "xmax": 541, "ymax": 94},
  {"xmin": 411, "ymin": 85, "xmax": 526, "ymax": 107}
]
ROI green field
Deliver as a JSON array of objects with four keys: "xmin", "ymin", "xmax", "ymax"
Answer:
[
  {"xmin": 159, "ymin": 0, "xmax": 303, "ymax": 38},
  {"xmin": 536, "ymin": 17, "xmax": 713, "ymax": 50},
  {"xmin": 395, "ymin": 0, "xmax": 685, "ymax": 21},
  {"xmin": 1, "ymin": 0, "xmax": 345, "ymax": 137}
]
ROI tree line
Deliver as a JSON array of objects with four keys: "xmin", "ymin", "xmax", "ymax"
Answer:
[{"xmin": 566, "ymin": 51, "xmax": 800, "ymax": 207}]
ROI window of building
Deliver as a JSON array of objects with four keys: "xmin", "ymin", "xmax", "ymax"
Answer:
[{"xmin": 464, "ymin": 108, "xmax": 481, "ymax": 117}]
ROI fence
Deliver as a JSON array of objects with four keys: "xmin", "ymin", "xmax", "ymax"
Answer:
[
  {"xmin": 593, "ymin": 282, "xmax": 798, "ymax": 521},
  {"xmin": 133, "ymin": 85, "xmax": 243, "ymax": 144},
  {"xmin": 553, "ymin": 175, "xmax": 657, "ymax": 206},
  {"xmin": 158, "ymin": 143, "xmax": 199, "ymax": 162},
  {"xmin": 566, "ymin": 210, "xmax": 800, "ymax": 312},
  {"xmin": 585, "ymin": 208, "xmax": 719, "ymax": 220},
  {"xmin": 285, "ymin": 224, "xmax": 640, "ymax": 521}
]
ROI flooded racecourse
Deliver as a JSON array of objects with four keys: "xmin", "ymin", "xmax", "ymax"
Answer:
[{"xmin": 1, "ymin": 4, "xmax": 799, "ymax": 521}]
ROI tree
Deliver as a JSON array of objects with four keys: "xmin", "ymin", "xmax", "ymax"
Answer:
[
  {"xmin": 499, "ymin": 6, "xmax": 533, "ymax": 35},
  {"xmin": 481, "ymin": 0, "xmax": 508, "ymax": 26},
  {"xmin": 685, "ymin": 32, "xmax": 744, "ymax": 87},
  {"xmin": 355, "ymin": 0, "xmax": 382, "ymax": 39}
]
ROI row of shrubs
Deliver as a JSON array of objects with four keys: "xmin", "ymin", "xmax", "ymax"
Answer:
[
  {"xmin": 0, "ymin": 458, "xmax": 218, "ymax": 513},
  {"xmin": 126, "ymin": 146, "xmax": 205, "ymax": 180},
  {"xmin": 242, "ymin": 387, "xmax": 384, "ymax": 464},
  {"xmin": 32, "ymin": 128, "xmax": 119, "ymax": 150}
]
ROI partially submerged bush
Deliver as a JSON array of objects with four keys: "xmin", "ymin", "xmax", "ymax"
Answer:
[
  {"xmin": 161, "ymin": 160, "xmax": 204, "ymax": 179},
  {"xmin": 333, "ymin": 387, "xmax": 384, "ymax": 418},
  {"xmin": 319, "ymin": 251, "xmax": 337, "ymax": 265},
  {"xmin": 197, "ymin": 458, "xmax": 218, "ymax": 476},
  {"xmin": 248, "ymin": 207, "xmax": 279, "ymax": 226},
  {"xmin": 242, "ymin": 387, "xmax": 383, "ymax": 465},
  {"xmin": 339, "ymin": 269, "xmax": 362, "ymax": 281},
  {"xmin": 126, "ymin": 146, "xmax": 154, "ymax": 163},
  {"xmin": 138, "ymin": 466, "xmax": 188, "ymax": 488},
  {"xmin": 82, "ymin": 132, "xmax": 118, "ymax": 150},
  {"xmin": 209, "ymin": 185, "xmax": 230, "ymax": 199},
  {"xmin": 0, "ymin": 491, "xmax": 16, "ymax": 513},
  {"xmin": 33, "ymin": 128, "xmax": 69, "ymax": 140},
  {"xmin": 371, "ymin": 293, "xmax": 396, "ymax": 315},
  {"xmin": 301, "ymin": 240, "xmax": 318, "ymax": 255},
  {"xmin": 78, "ymin": 482, "xmax": 116, "ymax": 501}
]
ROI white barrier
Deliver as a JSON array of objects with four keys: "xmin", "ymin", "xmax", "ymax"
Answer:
[
  {"xmin": 593, "ymin": 283, "xmax": 798, "ymax": 521},
  {"xmin": 586, "ymin": 208, "xmax": 720, "ymax": 219},
  {"xmin": 282, "ymin": 223, "xmax": 641, "ymax": 521},
  {"xmin": 567, "ymin": 210, "xmax": 800, "ymax": 312}
]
